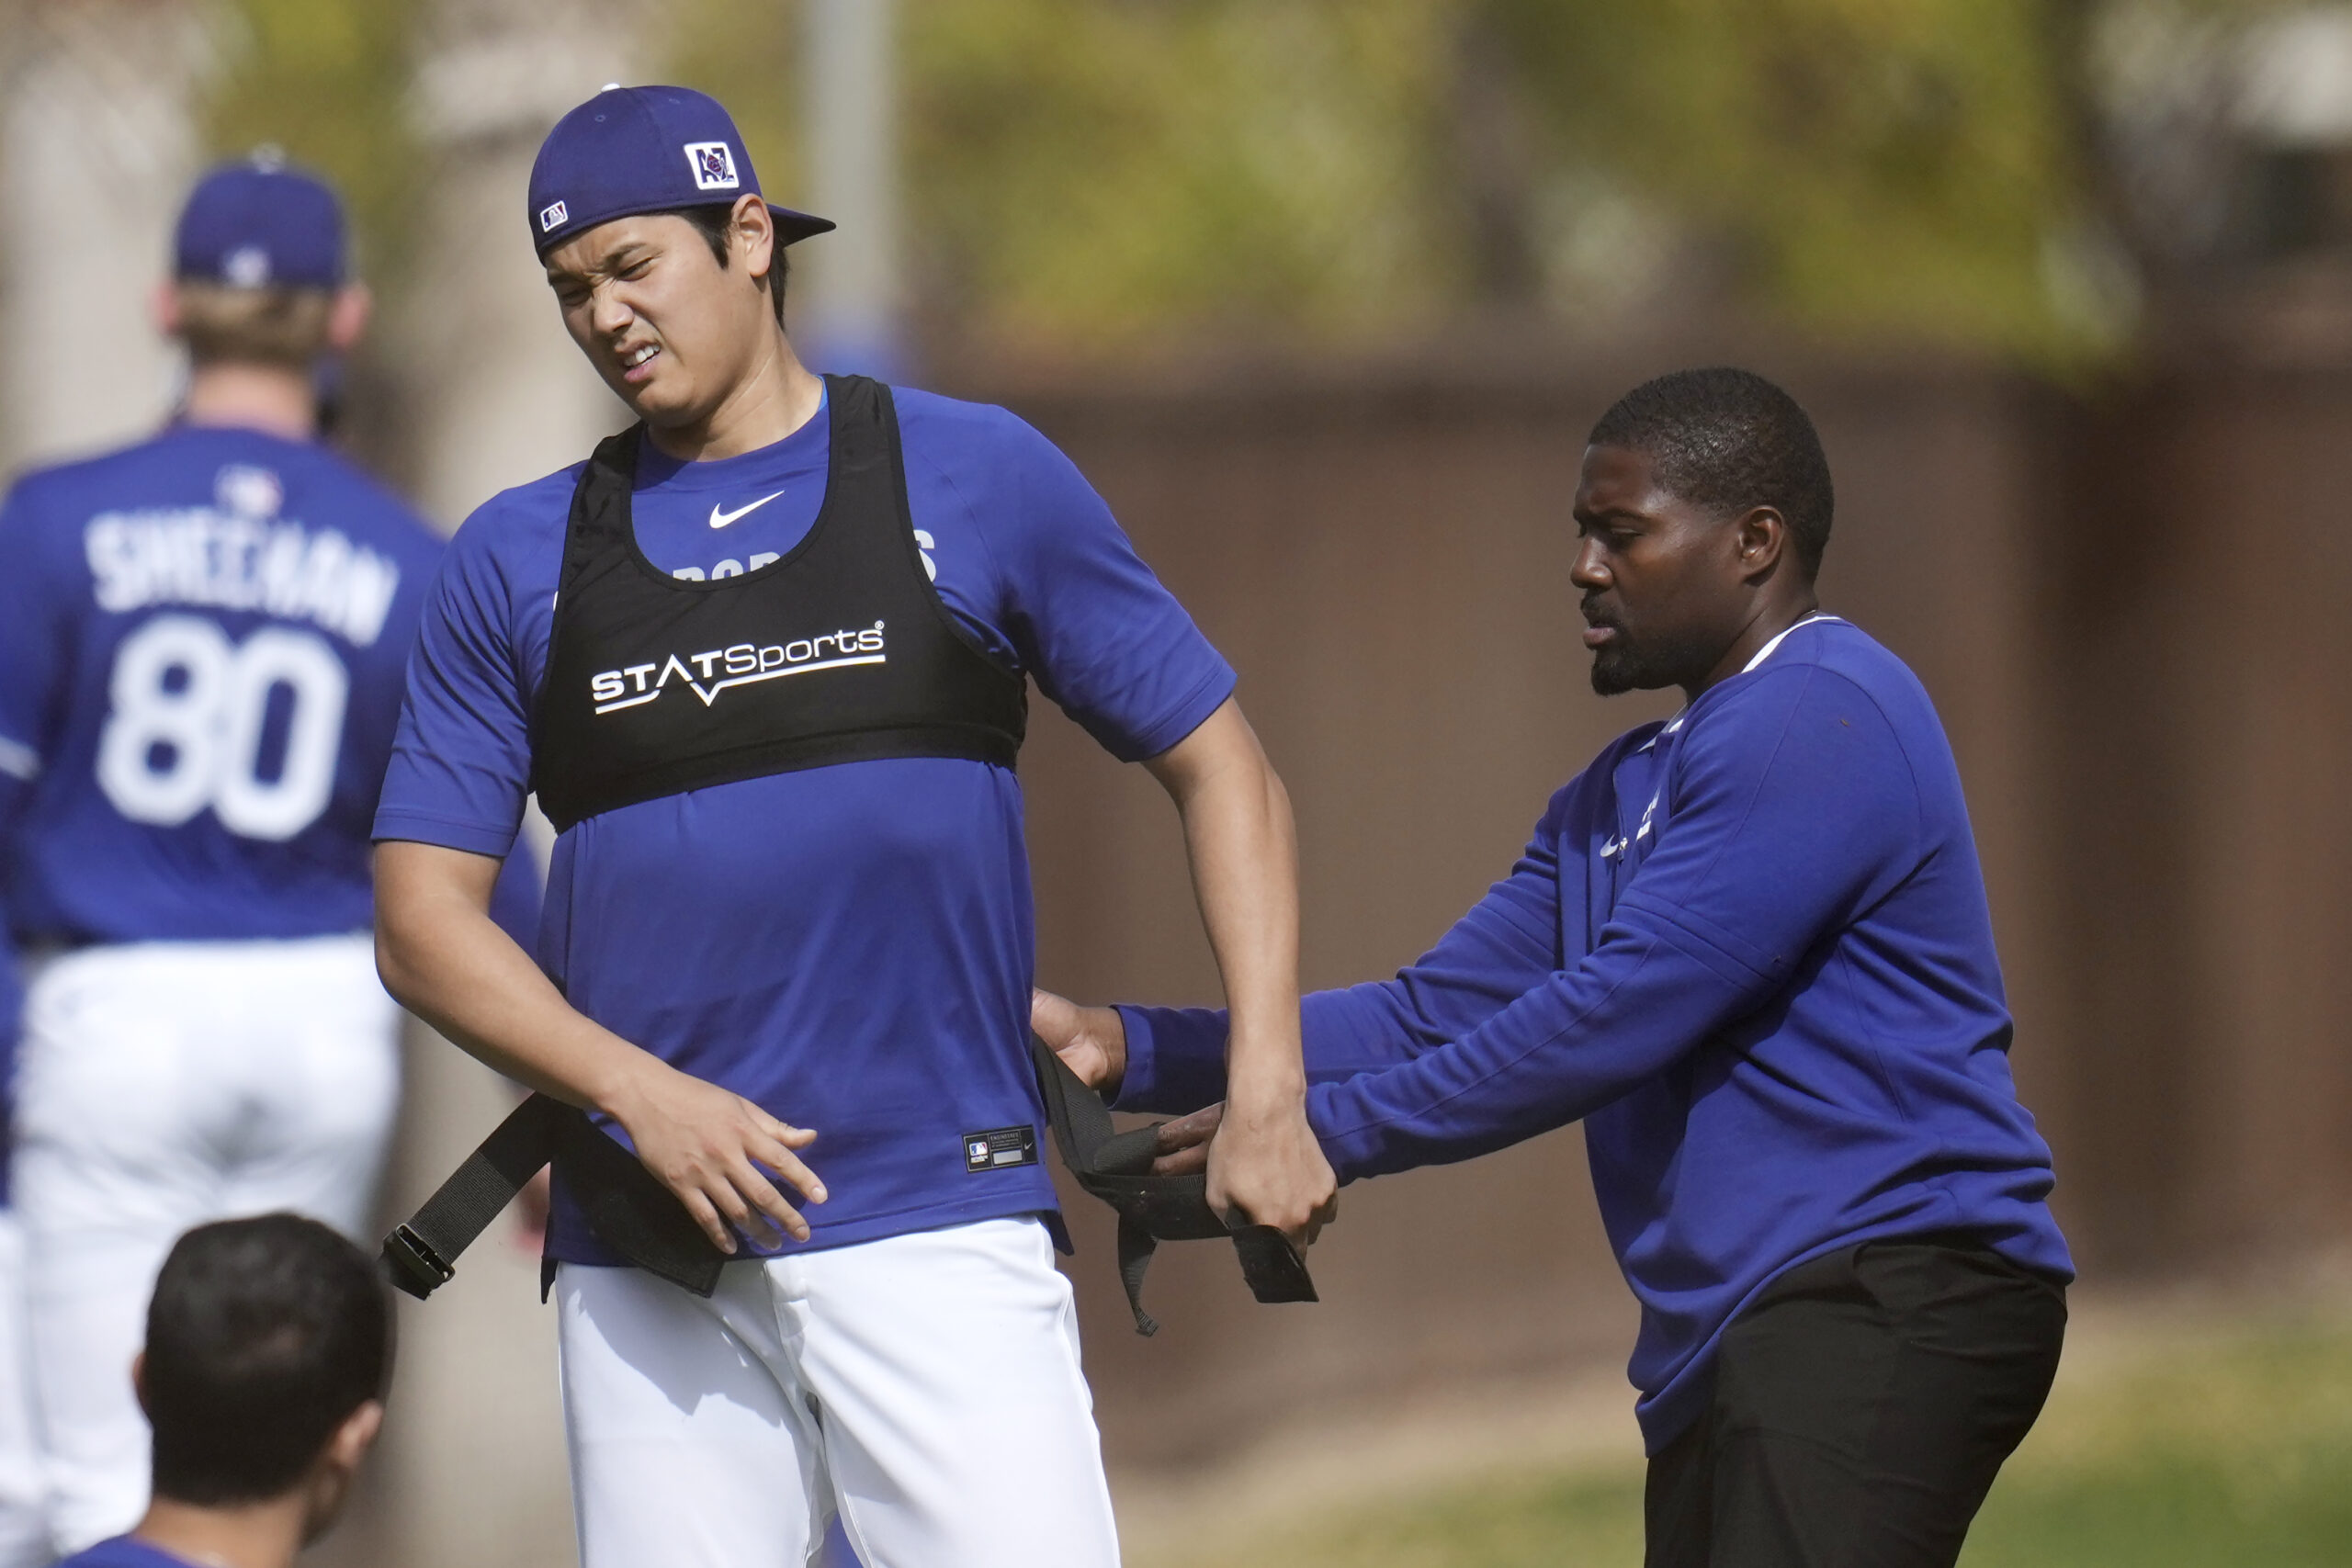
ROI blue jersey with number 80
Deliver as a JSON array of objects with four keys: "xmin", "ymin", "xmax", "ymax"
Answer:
[{"xmin": 0, "ymin": 425, "xmax": 445, "ymax": 943}]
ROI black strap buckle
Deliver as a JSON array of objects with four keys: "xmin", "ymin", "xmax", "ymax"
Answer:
[
  {"xmin": 382, "ymin": 1094, "xmax": 727, "ymax": 1305},
  {"xmin": 381, "ymin": 1224, "xmax": 455, "ymax": 1302}
]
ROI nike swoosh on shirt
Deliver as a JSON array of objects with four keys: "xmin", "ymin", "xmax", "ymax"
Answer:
[{"xmin": 709, "ymin": 491, "xmax": 787, "ymax": 529}]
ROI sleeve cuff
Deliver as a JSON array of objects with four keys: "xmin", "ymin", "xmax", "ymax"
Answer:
[
  {"xmin": 1305, "ymin": 1079, "xmax": 1382, "ymax": 1185},
  {"xmin": 369, "ymin": 809, "xmax": 521, "ymax": 860},
  {"xmin": 1111, "ymin": 1004, "xmax": 1231, "ymax": 1115},
  {"xmin": 1094, "ymin": 662, "xmax": 1238, "ymax": 765}
]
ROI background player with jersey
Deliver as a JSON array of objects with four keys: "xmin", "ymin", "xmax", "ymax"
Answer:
[
  {"xmin": 371, "ymin": 85, "xmax": 1333, "ymax": 1568},
  {"xmin": 0, "ymin": 158, "xmax": 509, "ymax": 1560}
]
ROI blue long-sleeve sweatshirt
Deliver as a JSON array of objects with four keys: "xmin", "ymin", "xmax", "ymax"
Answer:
[{"xmin": 1114, "ymin": 616, "xmax": 2073, "ymax": 1452}]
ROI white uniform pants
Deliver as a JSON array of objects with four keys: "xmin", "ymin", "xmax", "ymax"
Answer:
[
  {"xmin": 13, "ymin": 934, "xmax": 401, "ymax": 1554},
  {"xmin": 0, "ymin": 1216, "xmax": 48, "ymax": 1568},
  {"xmin": 557, "ymin": 1216, "xmax": 1122, "ymax": 1568}
]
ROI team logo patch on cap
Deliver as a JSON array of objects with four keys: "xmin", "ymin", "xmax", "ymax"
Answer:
[
  {"xmin": 538, "ymin": 199, "xmax": 569, "ymax": 233},
  {"xmin": 685, "ymin": 141, "xmax": 740, "ymax": 192},
  {"xmin": 222, "ymin": 244, "xmax": 272, "ymax": 288}
]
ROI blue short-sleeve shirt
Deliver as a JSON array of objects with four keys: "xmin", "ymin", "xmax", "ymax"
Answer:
[{"xmin": 375, "ymin": 386, "xmax": 1235, "ymax": 1259}]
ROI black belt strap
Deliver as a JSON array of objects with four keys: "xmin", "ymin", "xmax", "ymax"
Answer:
[
  {"xmin": 1029, "ymin": 1034, "xmax": 1316, "ymax": 1337},
  {"xmin": 381, "ymin": 1096, "xmax": 727, "ymax": 1303},
  {"xmin": 383, "ymin": 1043, "xmax": 1319, "ymax": 1339}
]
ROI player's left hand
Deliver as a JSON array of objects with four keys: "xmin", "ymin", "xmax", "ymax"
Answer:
[{"xmin": 1204, "ymin": 1094, "xmax": 1337, "ymax": 1248}]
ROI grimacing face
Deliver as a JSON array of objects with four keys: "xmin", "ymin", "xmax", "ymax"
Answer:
[
  {"xmin": 541, "ymin": 202, "xmax": 775, "ymax": 430},
  {"xmin": 1570, "ymin": 443, "xmax": 1760, "ymax": 697}
]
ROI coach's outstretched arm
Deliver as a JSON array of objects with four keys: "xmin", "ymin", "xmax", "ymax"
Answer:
[
  {"xmin": 1141, "ymin": 698, "xmax": 1337, "ymax": 1245},
  {"xmin": 1063, "ymin": 663, "xmax": 1921, "ymax": 1183},
  {"xmin": 374, "ymin": 841, "xmax": 826, "ymax": 1253}
]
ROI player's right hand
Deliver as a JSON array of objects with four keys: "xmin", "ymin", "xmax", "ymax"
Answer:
[
  {"xmin": 605, "ymin": 1060, "xmax": 826, "ymax": 1253},
  {"xmin": 1031, "ymin": 987, "xmax": 1127, "ymax": 1094}
]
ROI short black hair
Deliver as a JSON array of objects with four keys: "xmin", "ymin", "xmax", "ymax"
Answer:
[
  {"xmin": 144, "ymin": 1214, "xmax": 390, "ymax": 1506},
  {"xmin": 1589, "ymin": 367, "xmax": 1835, "ymax": 574},
  {"xmin": 672, "ymin": 204, "xmax": 790, "ymax": 330}
]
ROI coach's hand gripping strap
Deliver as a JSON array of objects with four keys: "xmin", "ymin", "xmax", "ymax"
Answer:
[
  {"xmin": 1030, "ymin": 1034, "xmax": 1317, "ymax": 1336},
  {"xmin": 381, "ymin": 1097, "xmax": 728, "ymax": 1303}
]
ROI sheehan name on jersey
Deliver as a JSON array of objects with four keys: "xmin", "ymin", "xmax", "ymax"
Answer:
[{"xmin": 83, "ymin": 506, "xmax": 404, "ymax": 649}]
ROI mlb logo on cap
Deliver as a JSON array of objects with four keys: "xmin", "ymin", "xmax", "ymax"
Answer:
[
  {"xmin": 685, "ymin": 141, "xmax": 739, "ymax": 192},
  {"xmin": 527, "ymin": 85, "xmax": 832, "ymax": 254}
]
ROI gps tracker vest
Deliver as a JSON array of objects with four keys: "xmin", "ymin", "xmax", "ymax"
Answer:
[
  {"xmin": 387, "ymin": 375, "xmax": 1315, "ymax": 1329},
  {"xmin": 529, "ymin": 374, "xmax": 1025, "ymax": 832}
]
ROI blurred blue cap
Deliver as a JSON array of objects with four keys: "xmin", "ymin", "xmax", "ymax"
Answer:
[
  {"xmin": 175, "ymin": 151, "xmax": 346, "ymax": 289},
  {"xmin": 528, "ymin": 85, "xmax": 834, "ymax": 254}
]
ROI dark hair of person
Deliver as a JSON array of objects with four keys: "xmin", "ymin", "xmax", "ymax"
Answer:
[
  {"xmin": 671, "ymin": 204, "xmax": 790, "ymax": 329},
  {"xmin": 144, "ymin": 1214, "xmax": 391, "ymax": 1506},
  {"xmin": 1588, "ymin": 367, "xmax": 1835, "ymax": 575}
]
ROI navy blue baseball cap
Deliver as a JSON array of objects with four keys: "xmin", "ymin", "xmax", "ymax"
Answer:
[
  {"xmin": 174, "ymin": 151, "xmax": 347, "ymax": 289},
  {"xmin": 528, "ymin": 85, "xmax": 834, "ymax": 255}
]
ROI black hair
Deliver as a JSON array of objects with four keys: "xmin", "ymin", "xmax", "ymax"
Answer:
[
  {"xmin": 1588, "ymin": 367, "xmax": 1835, "ymax": 575},
  {"xmin": 144, "ymin": 1214, "xmax": 390, "ymax": 1506},
  {"xmin": 672, "ymin": 204, "xmax": 790, "ymax": 330}
]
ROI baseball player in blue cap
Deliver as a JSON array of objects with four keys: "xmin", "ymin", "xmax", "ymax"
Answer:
[
  {"xmin": 371, "ymin": 85, "xmax": 1334, "ymax": 1567},
  {"xmin": 0, "ymin": 153, "xmax": 485, "ymax": 1555}
]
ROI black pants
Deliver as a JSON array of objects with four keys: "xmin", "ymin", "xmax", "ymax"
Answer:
[{"xmin": 1645, "ymin": 1233, "xmax": 2066, "ymax": 1568}]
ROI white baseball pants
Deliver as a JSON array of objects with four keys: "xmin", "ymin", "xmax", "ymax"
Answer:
[
  {"xmin": 556, "ymin": 1215, "xmax": 1122, "ymax": 1568},
  {"xmin": 0, "ymin": 1215, "xmax": 48, "ymax": 1568},
  {"xmin": 12, "ymin": 934, "xmax": 401, "ymax": 1554}
]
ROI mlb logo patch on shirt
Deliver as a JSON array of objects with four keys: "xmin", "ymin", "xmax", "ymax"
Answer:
[
  {"xmin": 685, "ymin": 141, "xmax": 740, "ymax": 191},
  {"xmin": 964, "ymin": 1125, "xmax": 1037, "ymax": 1173}
]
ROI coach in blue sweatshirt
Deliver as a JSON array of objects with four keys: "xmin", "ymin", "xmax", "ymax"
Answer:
[{"xmin": 1035, "ymin": 367, "xmax": 2072, "ymax": 1567}]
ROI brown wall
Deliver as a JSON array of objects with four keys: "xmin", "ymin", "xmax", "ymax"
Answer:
[
  {"xmin": 942, "ymin": 349, "xmax": 2352, "ymax": 1469},
  {"xmin": 2038, "ymin": 370, "xmax": 2352, "ymax": 1268}
]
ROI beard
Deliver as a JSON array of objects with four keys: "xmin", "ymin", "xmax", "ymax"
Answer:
[{"xmin": 1588, "ymin": 621, "xmax": 1721, "ymax": 696}]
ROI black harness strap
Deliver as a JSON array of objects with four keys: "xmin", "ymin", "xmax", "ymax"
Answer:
[
  {"xmin": 383, "ymin": 1044, "xmax": 1318, "ymax": 1338},
  {"xmin": 381, "ymin": 1098, "xmax": 726, "ymax": 1303},
  {"xmin": 1029, "ymin": 1035, "xmax": 1317, "ymax": 1337}
]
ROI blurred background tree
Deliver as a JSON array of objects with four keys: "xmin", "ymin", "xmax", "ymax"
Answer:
[
  {"xmin": 664, "ymin": 0, "xmax": 2159, "ymax": 366},
  {"xmin": 193, "ymin": 0, "xmax": 2305, "ymax": 373},
  {"xmin": 199, "ymin": 0, "xmax": 424, "ymax": 284}
]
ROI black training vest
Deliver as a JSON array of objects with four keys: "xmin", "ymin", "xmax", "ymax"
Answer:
[{"xmin": 530, "ymin": 375, "xmax": 1027, "ymax": 831}]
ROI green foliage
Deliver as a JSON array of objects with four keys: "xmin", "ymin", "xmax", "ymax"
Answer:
[
  {"xmin": 899, "ymin": 0, "xmax": 1464, "ymax": 344},
  {"xmin": 659, "ymin": 0, "xmax": 2118, "ymax": 363},
  {"xmin": 193, "ymin": 0, "xmax": 2292, "ymax": 364},
  {"xmin": 1492, "ymin": 0, "xmax": 2082, "ymax": 359},
  {"xmin": 198, "ymin": 0, "xmax": 423, "ymax": 281}
]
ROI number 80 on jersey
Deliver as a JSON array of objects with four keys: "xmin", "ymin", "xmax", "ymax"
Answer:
[{"xmin": 96, "ymin": 614, "xmax": 351, "ymax": 842}]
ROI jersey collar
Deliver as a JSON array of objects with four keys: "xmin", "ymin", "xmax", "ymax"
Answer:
[{"xmin": 1638, "ymin": 613, "xmax": 1843, "ymax": 752}]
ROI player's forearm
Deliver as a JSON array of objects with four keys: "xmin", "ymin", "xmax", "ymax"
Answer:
[
  {"xmin": 371, "ymin": 840, "xmax": 657, "ymax": 1115},
  {"xmin": 1147, "ymin": 701, "xmax": 1306, "ymax": 1111}
]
